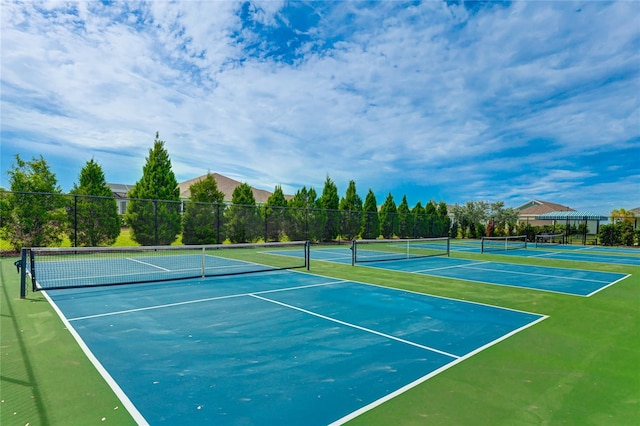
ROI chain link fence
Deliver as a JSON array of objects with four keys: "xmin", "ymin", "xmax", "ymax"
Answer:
[{"xmin": 0, "ymin": 191, "xmax": 452, "ymax": 254}]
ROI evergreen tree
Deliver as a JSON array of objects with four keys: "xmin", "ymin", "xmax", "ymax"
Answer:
[
  {"xmin": 226, "ymin": 182, "xmax": 260, "ymax": 243},
  {"xmin": 264, "ymin": 185, "xmax": 288, "ymax": 242},
  {"xmin": 5, "ymin": 154, "xmax": 65, "ymax": 250},
  {"xmin": 318, "ymin": 175, "xmax": 339, "ymax": 241},
  {"xmin": 286, "ymin": 186, "xmax": 322, "ymax": 241},
  {"xmin": 125, "ymin": 132, "xmax": 181, "ymax": 245},
  {"xmin": 396, "ymin": 195, "xmax": 412, "ymax": 238},
  {"xmin": 361, "ymin": 189, "xmax": 379, "ymax": 239},
  {"xmin": 69, "ymin": 159, "xmax": 120, "ymax": 246},
  {"xmin": 425, "ymin": 200, "xmax": 438, "ymax": 237},
  {"xmin": 412, "ymin": 202, "xmax": 426, "ymax": 238},
  {"xmin": 379, "ymin": 193, "xmax": 397, "ymax": 239},
  {"xmin": 339, "ymin": 180, "xmax": 362, "ymax": 240},
  {"xmin": 182, "ymin": 173, "xmax": 225, "ymax": 244},
  {"xmin": 437, "ymin": 201, "xmax": 452, "ymax": 237}
]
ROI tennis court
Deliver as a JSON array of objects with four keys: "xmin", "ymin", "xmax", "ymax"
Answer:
[
  {"xmin": 449, "ymin": 239, "xmax": 640, "ymax": 266},
  {"xmin": 31, "ymin": 248, "xmax": 544, "ymax": 425},
  {"xmin": 509, "ymin": 248, "xmax": 640, "ymax": 266},
  {"xmin": 308, "ymin": 245, "xmax": 629, "ymax": 296}
]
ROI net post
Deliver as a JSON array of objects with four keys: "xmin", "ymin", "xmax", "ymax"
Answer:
[
  {"xmin": 29, "ymin": 249, "xmax": 37, "ymax": 292},
  {"xmin": 351, "ymin": 240, "xmax": 356, "ymax": 266},
  {"xmin": 19, "ymin": 248, "xmax": 27, "ymax": 299},
  {"xmin": 305, "ymin": 241, "xmax": 310, "ymax": 270},
  {"xmin": 201, "ymin": 246, "xmax": 205, "ymax": 278},
  {"xmin": 447, "ymin": 237, "xmax": 451, "ymax": 257}
]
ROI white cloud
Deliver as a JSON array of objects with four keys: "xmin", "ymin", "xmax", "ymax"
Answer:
[{"xmin": 1, "ymin": 0, "xmax": 638, "ymax": 212}]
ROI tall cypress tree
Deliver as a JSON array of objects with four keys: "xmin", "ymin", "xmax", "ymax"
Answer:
[
  {"xmin": 226, "ymin": 182, "xmax": 259, "ymax": 243},
  {"xmin": 361, "ymin": 189, "xmax": 379, "ymax": 239},
  {"xmin": 264, "ymin": 185, "xmax": 288, "ymax": 242},
  {"xmin": 182, "ymin": 173, "xmax": 225, "ymax": 244},
  {"xmin": 379, "ymin": 193, "xmax": 397, "ymax": 239},
  {"xmin": 69, "ymin": 159, "xmax": 120, "ymax": 246},
  {"xmin": 125, "ymin": 132, "xmax": 180, "ymax": 245},
  {"xmin": 339, "ymin": 180, "xmax": 362, "ymax": 240},
  {"xmin": 397, "ymin": 195, "xmax": 412, "ymax": 238},
  {"xmin": 412, "ymin": 201, "xmax": 426, "ymax": 238},
  {"xmin": 425, "ymin": 200, "xmax": 438, "ymax": 237},
  {"xmin": 319, "ymin": 175, "xmax": 339, "ymax": 241}
]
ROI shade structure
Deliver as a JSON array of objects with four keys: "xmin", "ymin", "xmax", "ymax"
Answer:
[{"xmin": 534, "ymin": 211, "xmax": 609, "ymax": 221}]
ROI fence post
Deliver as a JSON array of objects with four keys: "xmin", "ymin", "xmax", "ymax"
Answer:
[{"xmin": 73, "ymin": 194, "xmax": 78, "ymax": 247}]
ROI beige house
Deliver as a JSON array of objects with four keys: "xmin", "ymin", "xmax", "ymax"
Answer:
[
  {"xmin": 178, "ymin": 173, "xmax": 282, "ymax": 204},
  {"xmin": 516, "ymin": 200, "xmax": 575, "ymax": 227},
  {"xmin": 109, "ymin": 173, "xmax": 290, "ymax": 213}
]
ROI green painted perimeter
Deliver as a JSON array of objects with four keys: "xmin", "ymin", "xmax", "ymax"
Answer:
[{"xmin": 1, "ymin": 247, "xmax": 639, "ymax": 425}]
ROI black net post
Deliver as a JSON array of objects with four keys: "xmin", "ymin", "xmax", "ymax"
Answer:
[{"xmin": 19, "ymin": 248, "xmax": 27, "ymax": 298}]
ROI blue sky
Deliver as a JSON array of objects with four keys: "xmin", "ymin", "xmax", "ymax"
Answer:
[{"xmin": 1, "ymin": 0, "xmax": 639, "ymax": 213}]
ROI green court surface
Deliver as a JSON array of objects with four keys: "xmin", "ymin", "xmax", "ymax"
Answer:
[{"xmin": 1, "ymin": 248, "xmax": 639, "ymax": 425}]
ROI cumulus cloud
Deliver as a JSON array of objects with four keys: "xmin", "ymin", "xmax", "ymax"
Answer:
[{"xmin": 1, "ymin": 0, "xmax": 638, "ymax": 212}]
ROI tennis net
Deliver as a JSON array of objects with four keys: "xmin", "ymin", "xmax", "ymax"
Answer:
[
  {"xmin": 535, "ymin": 233, "xmax": 565, "ymax": 248},
  {"xmin": 481, "ymin": 235, "xmax": 527, "ymax": 253},
  {"xmin": 351, "ymin": 237, "xmax": 450, "ymax": 265},
  {"xmin": 22, "ymin": 241, "xmax": 310, "ymax": 292}
]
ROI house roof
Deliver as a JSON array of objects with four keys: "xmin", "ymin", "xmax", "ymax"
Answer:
[
  {"xmin": 107, "ymin": 183, "xmax": 135, "ymax": 198},
  {"xmin": 517, "ymin": 200, "xmax": 575, "ymax": 216},
  {"xmin": 178, "ymin": 173, "xmax": 276, "ymax": 204},
  {"xmin": 108, "ymin": 173, "xmax": 286, "ymax": 204}
]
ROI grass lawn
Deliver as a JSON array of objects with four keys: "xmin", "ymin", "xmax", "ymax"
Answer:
[{"xmin": 1, "ymin": 249, "xmax": 638, "ymax": 425}]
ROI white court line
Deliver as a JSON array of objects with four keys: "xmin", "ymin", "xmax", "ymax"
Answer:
[
  {"xmin": 41, "ymin": 290, "xmax": 150, "ymax": 426},
  {"xmin": 462, "ymin": 265, "xmax": 614, "ymax": 284},
  {"xmin": 67, "ymin": 279, "xmax": 348, "ymax": 322},
  {"xmin": 413, "ymin": 260, "xmax": 490, "ymax": 273},
  {"xmin": 126, "ymin": 257, "xmax": 171, "ymax": 271},
  {"xmin": 250, "ymin": 293, "xmax": 461, "ymax": 360},
  {"xmin": 586, "ymin": 274, "xmax": 632, "ymax": 297},
  {"xmin": 329, "ymin": 314, "xmax": 548, "ymax": 425}
]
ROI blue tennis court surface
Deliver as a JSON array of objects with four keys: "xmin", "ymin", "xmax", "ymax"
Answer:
[
  {"xmin": 448, "ymin": 240, "xmax": 640, "ymax": 266},
  {"xmin": 307, "ymin": 248, "xmax": 629, "ymax": 296},
  {"xmin": 45, "ymin": 270, "xmax": 544, "ymax": 425}
]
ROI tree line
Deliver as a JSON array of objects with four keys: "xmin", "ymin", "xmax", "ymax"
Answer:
[
  {"xmin": 1, "ymin": 133, "xmax": 452, "ymax": 250},
  {"xmin": 4, "ymin": 133, "xmax": 634, "ymax": 251}
]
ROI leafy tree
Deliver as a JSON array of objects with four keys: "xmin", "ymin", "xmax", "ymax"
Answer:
[
  {"xmin": 4, "ymin": 155, "xmax": 66, "ymax": 250},
  {"xmin": 182, "ymin": 173, "xmax": 225, "ymax": 244},
  {"xmin": 68, "ymin": 159, "xmax": 120, "ymax": 246},
  {"xmin": 379, "ymin": 193, "xmax": 397, "ymax": 239},
  {"xmin": 610, "ymin": 208, "xmax": 635, "ymax": 224},
  {"xmin": 396, "ymin": 195, "xmax": 413, "ymax": 238},
  {"xmin": 598, "ymin": 224, "xmax": 619, "ymax": 246},
  {"xmin": 489, "ymin": 202, "xmax": 518, "ymax": 236},
  {"xmin": 451, "ymin": 203, "xmax": 468, "ymax": 238},
  {"xmin": 339, "ymin": 180, "xmax": 362, "ymax": 240},
  {"xmin": 319, "ymin": 176, "xmax": 339, "ymax": 241},
  {"xmin": 264, "ymin": 185, "xmax": 288, "ymax": 242},
  {"xmin": 361, "ymin": 189, "xmax": 379, "ymax": 239},
  {"xmin": 126, "ymin": 133, "xmax": 181, "ymax": 245},
  {"xmin": 226, "ymin": 182, "xmax": 260, "ymax": 243},
  {"xmin": 461, "ymin": 200, "xmax": 489, "ymax": 238}
]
